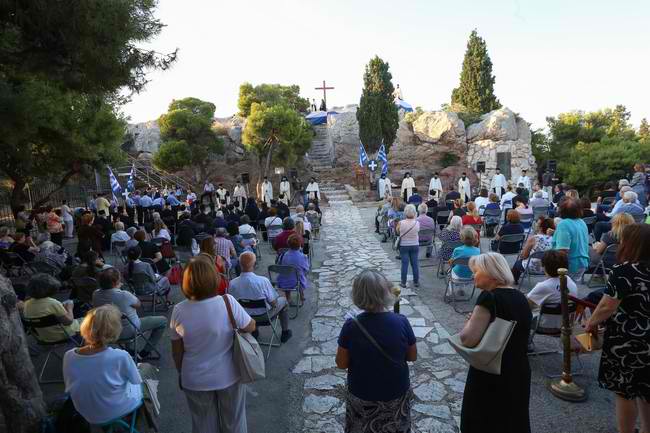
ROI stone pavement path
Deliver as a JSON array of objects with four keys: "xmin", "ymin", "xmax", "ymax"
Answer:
[{"xmin": 294, "ymin": 201, "xmax": 466, "ymax": 433}]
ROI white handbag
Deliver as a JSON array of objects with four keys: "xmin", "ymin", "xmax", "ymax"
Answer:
[
  {"xmin": 448, "ymin": 316, "xmax": 517, "ymax": 375},
  {"xmin": 223, "ymin": 295, "xmax": 266, "ymax": 383}
]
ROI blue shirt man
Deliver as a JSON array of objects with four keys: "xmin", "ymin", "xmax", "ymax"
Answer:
[
  {"xmin": 139, "ymin": 194, "xmax": 153, "ymax": 208},
  {"xmin": 152, "ymin": 196, "xmax": 165, "ymax": 208},
  {"xmin": 167, "ymin": 194, "xmax": 181, "ymax": 206}
]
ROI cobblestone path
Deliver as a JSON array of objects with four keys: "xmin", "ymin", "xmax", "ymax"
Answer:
[{"xmin": 295, "ymin": 201, "xmax": 466, "ymax": 433}]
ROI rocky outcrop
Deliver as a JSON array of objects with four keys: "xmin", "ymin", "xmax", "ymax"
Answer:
[
  {"xmin": 466, "ymin": 107, "xmax": 518, "ymax": 142},
  {"xmin": 412, "ymin": 111, "xmax": 466, "ymax": 150},
  {"xmin": 125, "ymin": 121, "xmax": 161, "ymax": 154},
  {"xmin": 328, "ymin": 109, "xmax": 359, "ymax": 147}
]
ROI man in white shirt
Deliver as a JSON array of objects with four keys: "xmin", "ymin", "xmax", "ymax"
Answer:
[
  {"xmin": 458, "ymin": 173, "xmax": 471, "ymax": 203},
  {"xmin": 306, "ymin": 178, "xmax": 320, "ymax": 202},
  {"xmin": 401, "ymin": 173, "xmax": 415, "ymax": 202},
  {"xmin": 378, "ymin": 174, "xmax": 392, "ymax": 200},
  {"xmin": 279, "ymin": 176, "xmax": 291, "ymax": 202},
  {"xmin": 291, "ymin": 205, "xmax": 312, "ymax": 232},
  {"xmin": 215, "ymin": 184, "xmax": 229, "ymax": 208},
  {"xmin": 516, "ymin": 169, "xmax": 532, "ymax": 192},
  {"xmin": 233, "ymin": 181, "xmax": 247, "ymax": 211},
  {"xmin": 500, "ymin": 185, "xmax": 517, "ymax": 207},
  {"xmin": 228, "ymin": 252, "xmax": 292, "ymax": 342},
  {"xmin": 428, "ymin": 172, "xmax": 443, "ymax": 201},
  {"xmin": 261, "ymin": 177, "xmax": 273, "ymax": 207},
  {"xmin": 202, "ymin": 180, "xmax": 215, "ymax": 204},
  {"xmin": 238, "ymin": 215, "xmax": 256, "ymax": 236},
  {"xmin": 532, "ymin": 183, "xmax": 549, "ymax": 200},
  {"xmin": 490, "ymin": 168, "xmax": 508, "ymax": 198}
]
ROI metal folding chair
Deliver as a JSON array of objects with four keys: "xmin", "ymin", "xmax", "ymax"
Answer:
[
  {"xmin": 111, "ymin": 240, "xmax": 128, "ymax": 264},
  {"xmin": 128, "ymin": 272, "xmax": 166, "ymax": 313},
  {"xmin": 493, "ymin": 233, "xmax": 526, "ymax": 263},
  {"xmin": 238, "ymin": 298, "xmax": 281, "ymax": 359},
  {"xmin": 70, "ymin": 276, "xmax": 98, "ymax": 312},
  {"xmin": 267, "ymin": 224, "xmax": 283, "ymax": 248},
  {"xmin": 582, "ymin": 216, "xmax": 597, "ymax": 243},
  {"xmin": 306, "ymin": 213, "xmax": 321, "ymax": 240},
  {"xmin": 268, "ymin": 264, "xmax": 302, "ymax": 319},
  {"xmin": 436, "ymin": 211, "xmax": 450, "ymax": 232},
  {"xmin": 97, "ymin": 401, "xmax": 144, "ymax": 433},
  {"xmin": 482, "ymin": 208, "xmax": 502, "ymax": 237},
  {"xmin": 517, "ymin": 250, "xmax": 547, "ymax": 290},
  {"xmin": 520, "ymin": 213, "xmax": 534, "ymax": 233},
  {"xmin": 115, "ymin": 314, "xmax": 161, "ymax": 362},
  {"xmin": 444, "ymin": 257, "xmax": 477, "ymax": 313},
  {"xmin": 588, "ymin": 244, "xmax": 618, "ymax": 288},
  {"xmin": 417, "ymin": 228, "xmax": 437, "ymax": 265},
  {"xmin": 532, "ymin": 206, "xmax": 549, "ymax": 220},
  {"xmin": 437, "ymin": 240, "xmax": 463, "ymax": 278},
  {"xmin": 22, "ymin": 314, "xmax": 81, "ymax": 384}
]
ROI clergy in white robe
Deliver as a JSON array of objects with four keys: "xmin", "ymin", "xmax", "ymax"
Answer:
[
  {"xmin": 458, "ymin": 173, "xmax": 471, "ymax": 202},
  {"xmin": 428, "ymin": 173, "xmax": 443, "ymax": 201},
  {"xmin": 261, "ymin": 177, "xmax": 273, "ymax": 206},
  {"xmin": 516, "ymin": 170, "xmax": 532, "ymax": 191},
  {"xmin": 279, "ymin": 176, "xmax": 291, "ymax": 203},
  {"xmin": 233, "ymin": 183, "xmax": 247, "ymax": 210},
  {"xmin": 401, "ymin": 173, "xmax": 415, "ymax": 202},
  {"xmin": 306, "ymin": 178, "xmax": 320, "ymax": 201},
  {"xmin": 215, "ymin": 185, "xmax": 229, "ymax": 208},
  {"xmin": 490, "ymin": 169, "xmax": 508, "ymax": 198},
  {"xmin": 378, "ymin": 174, "xmax": 392, "ymax": 200}
]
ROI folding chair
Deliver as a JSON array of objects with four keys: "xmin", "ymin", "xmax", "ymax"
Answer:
[
  {"xmin": 115, "ymin": 315, "xmax": 161, "ymax": 362},
  {"xmin": 238, "ymin": 298, "xmax": 281, "ymax": 359},
  {"xmin": 128, "ymin": 272, "xmax": 166, "ymax": 313},
  {"xmin": 268, "ymin": 264, "xmax": 302, "ymax": 319},
  {"xmin": 444, "ymin": 257, "xmax": 477, "ymax": 313},
  {"xmin": 436, "ymin": 211, "xmax": 451, "ymax": 231},
  {"xmin": 437, "ymin": 240, "xmax": 463, "ymax": 278},
  {"xmin": 97, "ymin": 401, "xmax": 144, "ymax": 433},
  {"xmin": 306, "ymin": 213, "xmax": 321, "ymax": 240},
  {"xmin": 417, "ymin": 228, "xmax": 437, "ymax": 265},
  {"xmin": 582, "ymin": 216, "xmax": 597, "ymax": 243},
  {"xmin": 519, "ymin": 214, "xmax": 534, "ymax": 234},
  {"xmin": 69, "ymin": 276, "xmax": 98, "ymax": 314},
  {"xmin": 532, "ymin": 206, "xmax": 549, "ymax": 221},
  {"xmin": 482, "ymin": 208, "xmax": 502, "ymax": 237},
  {"xmin": 241, "ymin": 233, "xmax": 261, "ymax": 259},
  {"xmin": 588, "ymin": 244, "xmax": 618, "ymax": 288},
  {"xmin": 0, "ymin": 251, "xmax": 28, "ymax": 277},
  {"xmin": 22, "ymin": 314, "xmax": 81, "ymax": 384},
  {"xmin": 111, "ymin": 240, "xmax": 128, "ymax": 264},
  {"xmin": 517, "ymin": 250, "xmax": 547, "ymax": 290},
  {"xmin": 267, "ymin": 224, "xmax": 283, "ymax": 247},
  {"xmin": 493, "ymin": 233, "xmax": 526, "ymax": 264},
  {"xmin": 29, "ymin": 260, "xmax": 60, "ymax": 276}
]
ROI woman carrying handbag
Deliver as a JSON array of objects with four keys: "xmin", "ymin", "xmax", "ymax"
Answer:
[{"xmin": 455, "ymin": 253, "xmax": 532, "ymax": 433}]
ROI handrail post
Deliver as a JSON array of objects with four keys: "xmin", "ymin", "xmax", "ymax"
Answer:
[
  {"xmin": 392, "ymin": 286, "xmax": 401, "ymax": 314},
  {"xmin": 548, "ymin": 268, "xmax": 587, "ymax": 402}
]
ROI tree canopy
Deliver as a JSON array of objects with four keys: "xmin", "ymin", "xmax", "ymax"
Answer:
[
  {"xmin": 154, "ymin": 98, "xmax": 224, "ymax": 181},
  {"xmin": 638, "ymin": 118, "xmax": 649, "ymax": 140},
  {"xmin": 356, "ymin": 56, "xmax": 399, "ymax": 154},
  {"xmin": 451, "ymin": 30, "xmax": 500, "ymax": 115},
  {"xmin": 238, "ymin": 83, "xmax": 309, "ymax": 117},
  {"xmin": 242, "ymin": 102, "xmax": 312, "ymax": 181}
]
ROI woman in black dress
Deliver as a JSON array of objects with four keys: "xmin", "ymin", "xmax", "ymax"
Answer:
[
  {"xmin": 458, "ymin": 252, "xmax": 532, "ymax": 433},
  {"xmin": 586, "ymin": 224, "xmax": 650, "ymax": 433}
]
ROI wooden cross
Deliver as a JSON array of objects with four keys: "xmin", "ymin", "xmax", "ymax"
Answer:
[{"xmin": 315, "ymin": 80, "xmax": 334, "ymax": 110}]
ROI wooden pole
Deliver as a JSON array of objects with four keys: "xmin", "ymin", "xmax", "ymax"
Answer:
[{"xmin": 392, "ymin": 286, "xmax": 401, "ymax": 314}]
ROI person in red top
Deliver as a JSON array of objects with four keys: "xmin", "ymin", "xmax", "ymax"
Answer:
[
  {"xmin": 461, "ymin": 202, "xmax": 483, "ymax": 242},
  {"xmin": 273, "ymin": 217, "xmax": 302, "ymax": 252},
  {"xmin": 198, "ymin": 237, "xmax": 229, "ymax": 295}
]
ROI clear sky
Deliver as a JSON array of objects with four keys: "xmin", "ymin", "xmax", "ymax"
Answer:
[{"xmin": 124, "ymin": 0, "xmax": 650, "ymax": 130}]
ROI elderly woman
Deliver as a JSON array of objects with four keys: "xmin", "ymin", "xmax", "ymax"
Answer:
[
  {"xmin": 63, "ymin": 305, "xmax": 143, "ymax": 425},
  {"xmin": 590, "ymin": 213, "xmax": 634, "ymax": 270},
  {"xmin": 439, "ymin": 215, "xmax": 463, "ymax": 262},
  {"xmin": 483, "ymin": 193, "xmax": 501, "ymax": 237},
  {"xmin": 23, "ymin": 273, "xmax": 80, "ymax": 343},
  {"xmin": 171, "ymin": 256, "xmax": 255, "ymax": 433},
  {"xmin": 586, "ymin": 224, "xmax": 650, "ymax": 433},
  {"xmin": 336, "ymin": 270, "xmax": 417, "ymax": 433},
  {"xmin": 630, "ymin": 163, "xmax": 647, "ymax": 206},
  {"xmin": 396, "ymin": 204, "xmax": 420, "ymax": 288},
  {"xmin": 152, "ymin": 219, "xmax": 171, "ymax": 241},
  {"xmin": 416, "ymin": 203, "xmax": 436, "ymax": 258},
  {"xmin": 450, "ymin": 227, "xmax": 481, "ymax": 279},
  {"xmin": 110, "ymin": 221, "xmax": 130, "ymax": 244},
  {"xmin": 491, "ymin": 210, "xmax": 525, "ymax": 254},
  {"xmin": 552, "ymin": 198, "xmax": 589, "ymax": 281},
  {"xmin": 459, "ymin": 253, "xmax": 532, "ymax": 433},
  {"xmin": 511, "ymin": 217, "xmax": 555, "ymax": 284},
  {"xmin": 277, "ymin": 234, "xmax": 310, "ymax": 302}
]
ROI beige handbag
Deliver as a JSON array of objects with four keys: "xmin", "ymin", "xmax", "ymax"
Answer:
[
  {"xmin": 448, "ymin": 315, "xmax": 517, "ymax": 375},
  {"xmin": 223, "ymin": 295, "xmax": 266, "ymax": 383}
]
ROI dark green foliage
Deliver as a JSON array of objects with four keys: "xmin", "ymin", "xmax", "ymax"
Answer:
[
  {"xmin": 357, "ymin": 56, "xmax": 399, "ymax": 154},
  {"xmin": 238, "ymin": 83, "xmax": 309, "ymax": 117},
  {"xmin": 439, "ymin": 152, "xmax": 460, "ymax": 168},
  {"xmin": 638, "ymin": 118, "xmax": 649, "ymax": 140},
  {"xmin": 451, "ymin": 30, "xmax": 500, "ymax": 115},
  {"xmin": 154, "ymin": 98, "xmax": 224, "ymax": 180}
]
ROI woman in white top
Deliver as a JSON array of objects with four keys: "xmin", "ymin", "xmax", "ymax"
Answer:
[
  {"xmin": 63, "ymin": 305, "xmax": 143, "ymax": 425},
  {"xmin": 61, "ymin": 200, "xmax": 74, "ymax": 238},
  {"xmin": 396, "ymin": 204, "xmax": 420, "ymax": 288},
  {"xmin": 171, "ymin": 256, "xmax": 256, "ymax": 433},
  {"xmin": 110, "ymin": 221, "xmax": 131, "ymax": 244},
  {"xmin": 152, "ymin": 219, "xmax": 171, "ymax": 241}
]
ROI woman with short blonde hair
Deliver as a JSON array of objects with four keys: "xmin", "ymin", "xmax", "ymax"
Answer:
[
  {"xmin": 458, "ymin": 253, "xmax": 532, "ymax": 433},
  {"xmin": 63, "ymin": 305, "xmax": 144, "ymax": 425}
]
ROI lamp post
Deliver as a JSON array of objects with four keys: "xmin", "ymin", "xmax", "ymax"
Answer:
[{"xmin": 548, "ymin": 268, "xmax": 587, "ymax": 402}]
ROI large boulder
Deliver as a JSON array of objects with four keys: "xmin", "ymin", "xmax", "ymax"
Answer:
[
  {"xmin": 126, "ymin": 121, "xmax": 161, "ymax": 153},
  {"xmin": 466, "ymin": 107, "xmax": 519, "ymax": 143},
  {"xmin": 328, "ymin": 110, "xmax": 359, "ymax": 147},
  {"xmin": 412, "ymin": 111, "xmax": 466, "ymax": 149}
]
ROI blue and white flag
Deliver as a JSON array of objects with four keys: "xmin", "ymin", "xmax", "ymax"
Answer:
[
  {"xmin": 126, "ymin": 163, "xmax": 135, "ymax": 192},
  {"xmin": 108, "ymin": 166, "xmax": 122, "ymax": 197},
  {"xmin": 377, "ymin": 143, "xmax": 388, "ymax": 175},
  {"xmin": 359, "ymin": 142, "xmax": 369, "ymax": 167}
]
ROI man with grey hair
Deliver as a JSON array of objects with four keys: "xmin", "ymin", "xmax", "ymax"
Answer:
[
  {"xmin": 416, "ymin": 203, "xmax": 436, "ymax": 258},
  {"xmin": 529, "ymin": 190, "xmax": 549, "ymax": 209},
  {"xmin": 291, "ymin": 205, "xmax": 312, "ymax": 232},
  {"xmin": 228, "ymin": 252, "xmax": 292, "ymax": 342},
  {"xmin": 594, "ymin": 186, "xmax": 645, "ymax": 241}
]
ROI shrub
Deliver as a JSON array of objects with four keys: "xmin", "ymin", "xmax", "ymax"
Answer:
[{"xmin": 439, "ymin": 152, "xmax": 460, "ymax": 168}]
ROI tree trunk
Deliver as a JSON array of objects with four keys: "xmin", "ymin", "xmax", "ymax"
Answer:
[
  {"xmin": 31, "ymin": 169, "xmax": 79, "ymax": 210},
  {"xmin": 0, "ymin": 276, "xmax": 47, "ymax": 433},
  {"xmin": 10, "ymin": 179, "xmax": 28, "ymax": 218}
]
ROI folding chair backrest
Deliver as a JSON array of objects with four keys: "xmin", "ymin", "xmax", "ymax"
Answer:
[
  {"xmin": 502, "ymin": 200, "xmax": 513, "ymax": 209},
  {"xmin": 130, "ymin": 272, "xmax": 155, "ymax": 294},
  {"xmin": 582, "ymin": 216, "xmax": 596, "ymax": 226},
  {"xmin": 602, "ymin": 197, "xmax": 616, "ymax": 206},
  {"xmin": 306, "ymin": 213, "xmax": 320, "ymax": 227},
  {"xmin": 483, "ymin": 208, "xmax": 501, "ymax": 218},
  {"xmin": 445, "ymin": 241, "xmax": 464, "ymax": 251},
  {"xmin": 23, "ymin": 314, "xmax": 61, "ymax": 330},
  {"xmin": 70, "ymin": 276, "xmax": 98, "ymax": 304},
  {"xmin": 112, "ymin": 240, "xmax": 127, "ymax": 251},
  {"xmin": 537, "ymin": 301, "xmax": 577, "ymax": 335},
  {"xmin": 602, "ymin": 243, "xmax": 618, "ymax": 268},
  {"xmin": 151, "ymin": 237, "xmax": 166, "ymax": 246},
  {"xmin": 528, "ymin": 250, "xmax": 547, "ymax": 261},
  {"xmin": 450, "ymin": 256, "xmax": 472, "ymax": 267},
  {"xmin": 418, "ymin": 229, "xmax": 436, "ymax": 242},
  {"xmin": 268, "ymin": 264, "xmax": 299, "ymax": 285},
  {"xmin": 268, "ymin": 224, "xmax": 283, "ymax": 235},
  {"xmin": 498, "ymin": 234, "xmax": 526, "ymax": 254},
  {"xmin": 532, "ymin": 207, "xmax": 549, "ymax": 219},
  {"xmin": 436, "ymin": 211, "xmax": 450, "ymax": 224},
  {"xmin": 237, "ymin": 298, "xmax": 267, "ymax": 310}
]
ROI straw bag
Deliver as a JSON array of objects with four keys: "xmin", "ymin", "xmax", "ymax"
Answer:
[{"xmin": 223, "ymin": 295, "xmax": 266, "ymax": 383}]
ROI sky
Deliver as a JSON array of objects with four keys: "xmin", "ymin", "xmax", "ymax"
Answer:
[{"xmin": 124, "ymin": 0, "xmax": 650, "ymax": 130}]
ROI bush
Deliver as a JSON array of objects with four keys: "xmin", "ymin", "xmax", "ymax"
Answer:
[
  {"xmin": 404, "ymin": 107, "xmax": 424, "ymax": 125},
  {"xmin": 212, "ymin": 123, "xmax": 228, "ymax": 136},
  {"xmin": 439, "ymin": 152, "xmax": 460, "ymax": 168},
  {"xmin": 456, "ymin": 111, "xmax": 482, "ymax": 127}
]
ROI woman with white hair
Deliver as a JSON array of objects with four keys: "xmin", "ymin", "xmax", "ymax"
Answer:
[
  {"xmin": 416, "ymin": 203, "xmax": 436, "ymax": 258},
  {"xmin": 458, "ymin": 253, "xmax": 532, "ymax": 433},
  {"xmin": 396, "ymin": 204, "xmax": 420, "ymax": 288},
  {"xmin": 438, "ymin": 215, "xmax": 463, "ymax": 262},
  {"xmin": 336, "ymin": 269, "xmax": 417, "ymax": 433}
]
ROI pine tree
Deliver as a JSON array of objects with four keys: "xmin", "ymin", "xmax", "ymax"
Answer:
[
  {"xmin": 451, "ymin": 30, "xmax": 501, "ymax": 114},
  {"xmin": 357, "ymin": 56, "xmax": 399, "ymax": 154},
  {"xmin": 639, "ymin": 118, "xmax": 650, "ymax": 140}
]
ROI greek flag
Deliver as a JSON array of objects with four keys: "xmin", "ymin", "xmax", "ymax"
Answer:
[
  {"xmin": 377, "ymin": 143, "xmax": 388, "ymax": 175},
  {"xmin": 107, "ymin": 166, "xmax": 122, "ymax": 196},
  {"xmin": 359, "ymin": 142, "xmax": 369, "ymax": 167},
  {"xmin": 126, "ymin": 163, "xmax": 135, "ymax": 192}
]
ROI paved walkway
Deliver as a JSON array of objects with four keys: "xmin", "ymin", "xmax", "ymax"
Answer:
[{"xmin": 294, "ymin": 200, "xmax": 464, "ymax": 433}]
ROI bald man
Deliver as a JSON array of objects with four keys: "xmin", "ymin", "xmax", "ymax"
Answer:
[{"xmin": 228, "ymin": 252, "xmax": 292, "ymax": 342}]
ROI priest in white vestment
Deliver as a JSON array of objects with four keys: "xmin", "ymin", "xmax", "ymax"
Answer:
[
  {"xmin": 401, "ymin": 173, "xmax": 415, "ymax": 202},
  {"xmin": 428, "ymin": 173, "xmax": 443, "ymax": 201},
  {"xmin": 378, "ymin": 174, "xmax": 392, "ymax": 200},
  {"xmin": 490, "ymin": 168, "xmax": 508, "ymax": 198},
  {"xmin": 306, "ymin": 178, "xmax": 320, "ymax": 201},
  {"xmin": 279, "ymin": 176, "xmax": 291, "ymax": 204},
  {"xmin": 215, "ymin": 184, "xmax": 229, "ymax": 208},
  {"xmin": 261, "ymin": 177, "xmax": 273, "ymax": 206},
  {"xmin": 458, "ymin": 173, "xmax": 471, "ymax": 202},
  {"xmin": 516, "ymin": 169, "xmax": 532, "ymax": 191},
  {"xmin": 233, "ymin": 182, "xmax": 247, "ymax": 210}
]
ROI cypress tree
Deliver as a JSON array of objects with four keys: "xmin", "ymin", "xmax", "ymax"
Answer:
[
  {"xmin": 639, "ymin": 118, "xmax": 650, "ymax": 140},
  {"xmin": 357, "ymin": 56, "xmax": 399, "ymax": 154},
  {"xmin": 451, "ymin": 30, "xmax": 501, "ymax": 114}
]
